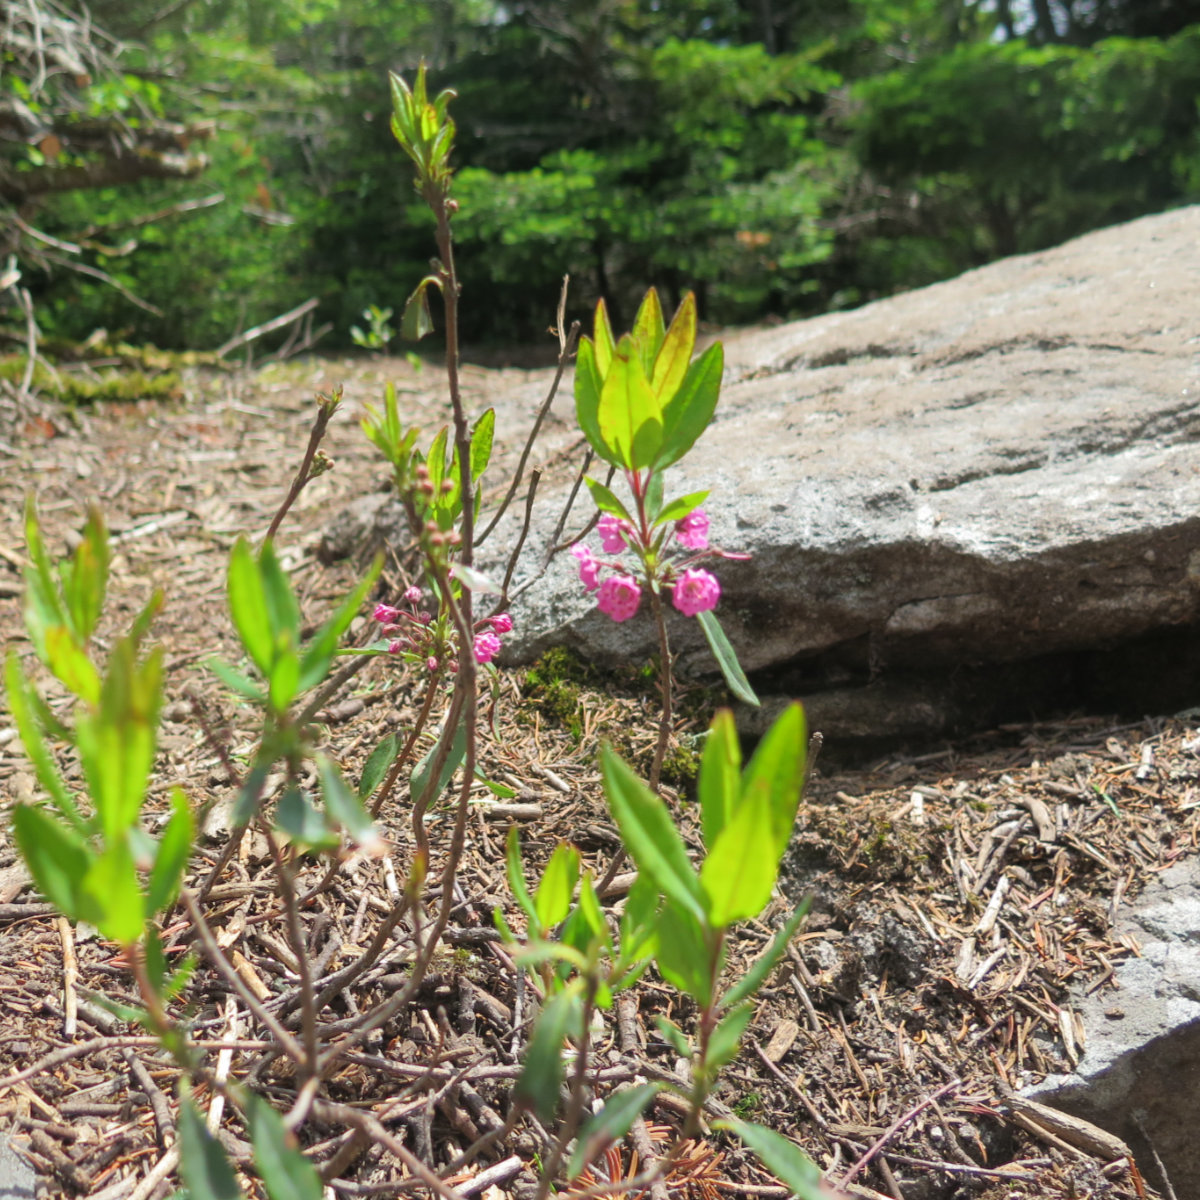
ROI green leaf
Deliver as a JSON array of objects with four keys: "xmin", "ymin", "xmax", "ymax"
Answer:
[
  {"xmin": 12, "ymin": 804, "xmax": 91, "ymax": 919},
  {"xmin": 597, "ymin": 336, "xmax": 663, "ymax": 470},
  {"xmin": 700, "ymin": 786, "xmax": 776, "ymax": 927},
  {"xmin": 656, "ymin": 490, "xmax": 710, "ymax": 526},
  {"xmin": 146, "ymin": 788, "xmax": 194, "ymax": 917},
  {"xmin": 644, "ymin": 470, "xmax": 664, "ymax": 525},
  {"xmin": 470, "ymin": 408, "xmax": 495, "ymax": 481},
  {"xmin": 246, "ymin": 1093, "xmax": 322, "ymax": 1200},
  {"xmin": 697, "ymin": 610, "xmax": 759, "ymax": 706},
  {"xmin": 741, "ymin": 702, "xmax": 807, "ymax": 863},
  {"xmin": 653, "ymin": 1014, "xmax": 692, "ymax": 1058},
  {"xmin": 506, "ymin": 826, "xmax": 538, "ymax": 927},
  {"xmin": 411, "ymin": 719, "xmax": 468, "ymax": 808},
  {"xmin": 593, "ymin": 298, "xmax": 615, "ymax": 378},
  {"xmin": 5, "ymin": 652, "xmax": 84, "ymax": 829},
  {"xmin": 599, "ymin": 746, "xmax": 705, "ymax": 924},
  {"xmin": 318, "ymin": 756, "xmax": 382, "ymax": 853},
  {"xmin": 707, "ymin": 1001, "xmax": 753, "ymax": 1076},
  {"xmin": 449, "ymin": 563, "xmax": 503, "ymax": 595},
  {"xmin": 208, "ymin": 657, "xmax": 265, "ymax": 703},
  {"xmin": 178, "ymin": 1097, "xmax": 242, "ymax": 1200},
  {"xmin": 80, "ymin": 838, "xmax": 145, "ymax": 946},
  {"xmin": 44, "ymin": 625, "xmax": 101, "ymax": 704},
  {"xmin": 358, "ymin": 734, "xmax": 399, "ymax": 800},
  {"xmin": 568, "ymin": 1084, "xmax": 663, "ymax": 1180},
  {"xmin": 575, "ymin": 339, "xmax": 618, "ymax": 467},
  {"xmin": 425, "ymin": 426, "xmax": 449, "ymax": 495},
  {"xmin": 617, "ymin": 871, "xmax": 660, "ymax": 967},
  {"xmin": 258, "ymin": 543, "xmax": 300, "ymax": 650},
  {"xmin": 22, "ymin": 496, "xmax": 67, "ymax": 657},
  {"xmin": 720, "ymin": 898, "xmax": 811, "ymax": 1012},
  {"xmin": 297, "ymin": 555, "xmax": 382, "ymax": 694},
  {"xmin": 535, "ymin": 841, "xmax": 580, "ymax": 930},
  {"xmin": 275, "ymin": 787, "xmax": 339, "ymax": 852},
  {"xmin": 656, "ymin": 342, "xmax": 723, "ymax": 469},
  {"xmin": 715, "ymin": 1119, "xmax": 828, "ymax": 1199},
  {"xmin": 232, "ymin": 763, "xmax": 271, "ymax": 828},
  {"xmin": 698, "ymin": 709, "xmax": 741, "ymax": 850},
  {"xmin": 631, "ymin": 288, "xmax": 666, "ymax": 374},
  {"xmin": 227, "ymin": 538, "xmax": 273, "ymax": 675},
  {"xmin": 401, "ymin": 277, "xmax": 438, "ymax": 341},
  {"xmin": 582, "ymin": 477, "xmax": 635, "ymax": 524},
  {"xmin": 474, "ymin": 771, "xmax": 515, "ymax": 799},
  {"xmin": 654, "ymin": 898, "xmax": 714, "ymax": 1007},
  {"xmin": 514, "ymin": 986, "xmax": 578, "ymax": 1123},
  {"xmin": 267, "ymin": 649, "xmax": 300, "ymax": 714},
  {"xmin": 62, "ymin": 507, "xmax": 109, "ymax": 644},
  {"xmin": 651, "ymin": 292, "xmax": 696, "ymax": 404},
  {"xmin": 514, "ymin": 940, "xmax": 587, "ymax": 973}
]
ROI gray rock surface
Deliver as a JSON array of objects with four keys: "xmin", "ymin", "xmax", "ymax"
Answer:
[
  {"xmin": 1029, "ymin": 855, "xmax": 1200, "ymax": 1196},
  {"xmin": 0, "ymin": 1135, "xmax": 36, "ymax": 1200},
  {"xmin": 326, "ymin": 207, "xmax": 1200, "ymax": 731}
]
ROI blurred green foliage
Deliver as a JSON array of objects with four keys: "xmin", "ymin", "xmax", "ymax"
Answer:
[{"xmin": 6, "ymin": 0, "xmax": 1200, "ymax": 350}]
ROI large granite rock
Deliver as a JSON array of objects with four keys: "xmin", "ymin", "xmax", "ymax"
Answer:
[
  {"xmin": 1029, "ymin": 854, "xmax": 1200, "ymax": 1196},
  {"xmin": 328, "ymin": 207, "xmax": 1200, "ymax": 733}
]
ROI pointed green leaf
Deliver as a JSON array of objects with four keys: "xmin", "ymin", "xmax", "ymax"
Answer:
[
  {"xmin": 715, "ymin": 1119, "xmax": 828, "ymax": 1199},
  {"xmin": 80, "ymin": 839, "xmax": 145, "ymax": 946},
  {"xmin": 425, "ymin": 426, "xmax": 449, "ymax": 495},
  {"xmin": 449, "ymin": 563, "xmax": 503, "ymax": 595},
  {"xmin": 654, "ymin": 897, "xmax": 714, "ymax": 1007},
  {"xmin": 267, "ymin": 649, "xmax": 300, "ymax": 714},
  {"xmin": 651, "ymin": 292, "xmax": 696, "ymax": 404},
  {"xmin": 631, "ymin": 288, "xmax": 666, "ymax": 374},
  {"xmin": 297, "ymin": 555, "xmax": 382, "ymax": 694},
  {"xmin": 568, "ymin": 1084, "xmax": 663, "ymax": 1180},
  {"xmin": 656, "ymin": 490, "xmax": 710, "ymax": 526},
  {"xmin": 22, "ymin": 496, "xmax": 67, "ymax": 657},
  {"xmin": 358, "ymin": 734, "xmax": 399, "ymax": 800},
  {"xmin": 698, "ymin": 709, "xmax": 741, "ymax": 850},
  {"xmin": 597, "ymin": 336, "xmax": 663, "ymax": 470},
  {"xmin": 276, "ymin": 787, "xmax": 339, "ymax": 851},
  {"xmin": 43, "ymin": 624, "xmax": 101, "ymax": 705},
  {"xmin": 401, "ymin": 278, "xmax": 438, "ymax": 342},
  {"xmin": 599, "ymin": 746, "xmax": 705, "ymax": 923},
  {"xmin": 12, "ymin": 804, "xmax": 91, "ymax": 918},
  {"xmin": 61, "ymin": 507, "xmax": 110, "ymax": 645},
  {"xmin": 617, "ymin": 871, "xmax": 660, "ymax": 968},
  {"xmin": 233, "ymin": 762, "xmax": 272, "ymax": 827},
  {"xmin": 319, "ymin": 756, "xmax": 383, "ymax": 853},
  {"xmin": 507, "ymin": 826, "xmax": 539, "ymax": 927},
  {"xmin": 575, "ymin": 339, "xmax": 619, "ymax": 467},
  {"xmin": 535, "ymin": 842, "xmax": 580, "ymax": 930},
  {"xmin": 656, "ymin": 342, "xmax": 723, "ymax": 469},
  {"xmin": 246, "ymin": 1093, "xmax": 322, "ymax": 1200},
  {"xmin": 720, "ymin": 898, "xmax": 811, "ymax": 1012},
  {"xmin": 514, "ymin": 986, "xmax": 579, "ymax": 1123},
  {"xmin": 178, "ymin": 1097, "xmax": 242, "ymax": 1200},
  {"xmin": 470, "ymin": 408, "xmax": 495, "ymax": 481},
  {"xmin": 697, "ymin": 610, "xmax": 759, "ymax": 706},
  {"xmin": 146, "ymin": 788, "xmax": 194, "ymax": 917},
  {"xmin": 741, "ymin": 702, "xmax": 807, "ymax": 863},
  {"xmin": 644, "ymin": 470, "xmax": 664, "ymax": 524},
  {"xmin": 5, "ymin": 653, "xmax": 84, "ymax": 829},
  {"xmin": 593, "ymin": 299, "xmax": 615, "ymax": 378},
  {"xmin": 706, "ymin": 1001, "xmax": 753, "ymax": 1074},
  {"xmin": 411, "ymin": 719, "xmax": 468, "ymax": 807},
  {"xmin": 258, "ymin": 543, "xmax": 300, "ymax": 648},
  {"xmin": 227, "ymin": 538, "xmax": 273, "ymax": 675},
  {"xmin": 208, "ymin": 657, "xmax": 265, "ymax": 703},
  {"xmin": 700, "ymin": 786, "xmax": 775, "ymax": 927},
  {"xmin": 582, "ymin": 477, "xmax": 635, "ymax": 524}
]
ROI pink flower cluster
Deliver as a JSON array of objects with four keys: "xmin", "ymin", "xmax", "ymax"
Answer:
[
  {"xmin": 570, "ymin": 506, "xmax": 721, "ymax": 623},
  {"xmin": 373, "ymin": 588, "xmax": 513, "ymax": 669}
]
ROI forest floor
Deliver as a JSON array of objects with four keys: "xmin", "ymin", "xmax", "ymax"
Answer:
[{"xmin": 0, "ymin": 352, "xmax": 1193, "ymax": 1200}]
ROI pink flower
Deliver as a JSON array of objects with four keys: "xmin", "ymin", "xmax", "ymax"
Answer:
[
  {"xmin": 388, "ymin": 638, "xmax": 404, "ymax": 654},
  {"xmin": 490, "ymin": 613, "xmax": 514, "ymax": 634},
  {"xmin": 571, "ymin": 543, "xmax": 601, "ymax": 592},
  {"xmin": 426, "ymin": 656, "xmax": 439, "ymax": 672},
  {"xmin": 404, "ymin": 585, "xmax": 423, "ymax": 604},
  {"xmin": 474, "ymin": 630, "xmax": 502, "ymax": 663},
  {"xmin": 597, "ymin": 514, "xmax": 627, "ymax": 553},
  {"xmin": 675, "ymin": 509, "xmax": 709, "ymax": 551},
  {"xmin": 597, "ymin": 575, "xmax": 641, "ymax": 622},
  {"xmin": 375, "ymin": 603, "xmax": 401, "ymax": 624},
  {"xmin": 672, "ymin": 568, "xmax": 720, "ymax": 617}
]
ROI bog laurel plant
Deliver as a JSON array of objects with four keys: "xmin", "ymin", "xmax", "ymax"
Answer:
[{"xmin": 4, "ymin": 60, "xmax": 835, "ymax": 1200}]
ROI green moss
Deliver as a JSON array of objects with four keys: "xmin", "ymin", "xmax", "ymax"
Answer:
[
  {"xmin": 0, "ymin": 355, "xmax": 184, "ymax": 405},
  {"xmin": 522, "ymin": 647, "xmax": 596, "ymax": 741}
]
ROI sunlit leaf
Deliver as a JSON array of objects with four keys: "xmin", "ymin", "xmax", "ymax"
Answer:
[
  {"xmin": 535, "ymin": 841, "xmax": 580, "ymax": 930},
  {"xmin": 12, "ymin": 804, "xmax": 90, "ymax": 919},
  {"xmin": 146, "ymin": 788, "xmax": 194, "ymax": 916},
  {"xmin": 631, "ymin": 288, "xmax": 666, "ymax": 374},
  {"xmin": 698, "ymin": 709, "xmax": 741, "ymax": 850},
  {"xmin": 358, "ymin": 733, "xmax": 399, "ymax": 800},
  {"xmin": 651, "ymin": 292, "xmax": 696, "ymax": 404},
  {"xmin": 178, "ymin": 1097, "xmax": 242, "ymax": 1200},
  {"xmin": 514, "ymin": 986, "xmax": 579, "ymax": 1123},
  {"xmin": 597, "ymin": 335, "xmax": 663, "ymax": 470},
  {"xmin": 715, "ymin": 1118, "xmax": 829, "ymax": 1199},
  {"xmin": 246, "ymin": 1093, "xmax": 322, "ymax": 1200},
  {"xmin": 656, "ymin": 342, "xmax": 723, "ymax": 469},
  {"xmin": 227, "ymin": 537, "xmax": 272, "ymax": 675},
  {"xmin": 720, "ymin": 898, "xmax": 811, "ymax": 1011},
  {"xmin": 568, "ymin": 1084, "xmax": 663, "ymax": 1179},
  {"xmin": 697, "ymin": 610, "xmax": 759, "ymax": 706},
  {"xmin": 319, "ymin": 756, "xmax": 383, "ymax": 853},
  {"xmin": 583, "ymin": 477, "xmax": 635, "ymax": 524}
]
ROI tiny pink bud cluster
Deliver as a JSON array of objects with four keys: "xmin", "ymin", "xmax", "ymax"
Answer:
[{"xmin": 372, "ymin": 590, "xmax": 514, "ymax": 672}]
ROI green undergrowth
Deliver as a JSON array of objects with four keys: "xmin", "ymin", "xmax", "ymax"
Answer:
[{"xmin": 0, "ymin": 354, "xmax": 184, "ymax": 405}]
